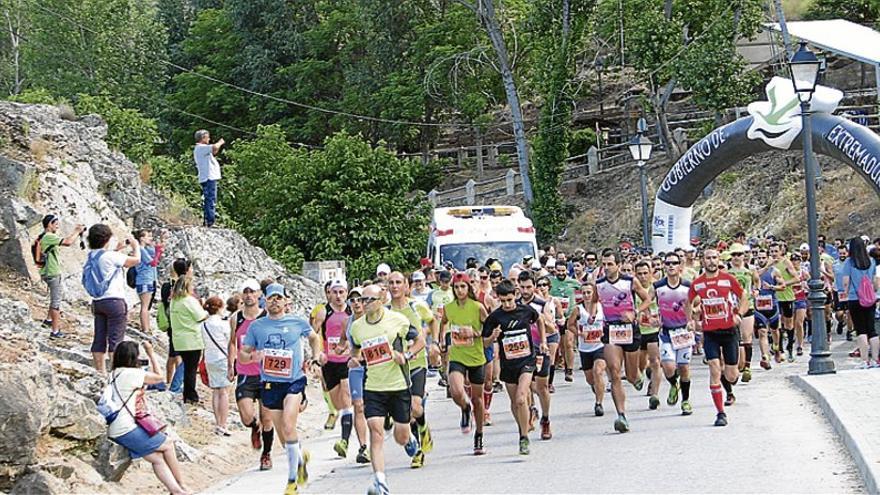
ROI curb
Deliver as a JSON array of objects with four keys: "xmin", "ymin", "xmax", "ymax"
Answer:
[{"xmin": 790, "ymin": 374, "xmax": 879, "ymax": 494}]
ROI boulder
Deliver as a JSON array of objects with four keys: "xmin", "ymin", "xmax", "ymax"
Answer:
[
  {"xmin": 10, "ymin": 471, "xmax": 66, "ymax": 495},
  {"xmin": 95, "ymin": 439, "xmax": 131, "ymax": 482},
  {"xmin": 0, "ymin": 367, "xmax": 51, "ymax": 469}
]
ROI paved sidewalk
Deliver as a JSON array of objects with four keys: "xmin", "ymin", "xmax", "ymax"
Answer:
[{"xmin": 793, "ymin": 369, "xmax": 880, "ymax": 495}]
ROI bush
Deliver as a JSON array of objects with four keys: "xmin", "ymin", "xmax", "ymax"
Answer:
[
  {"xmin": 74, "ymin": 94, "xmax": 159, "ymax": 164},
  {"xmin": 7, "ymin": 88, "xmax": 59, "ymax": 105},
  {"xmin": 568, "ymin": 128, "xmax": 597, "ymax": 157}
]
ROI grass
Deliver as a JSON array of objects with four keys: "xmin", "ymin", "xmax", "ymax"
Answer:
[
  {"xmin": 18, "ymin": 169, "xmax": 40, "ymax": 202},
  {"xmin": 30, "ymin": 138, "xmax": 51, "ymax": 163},
  {"xmin": 139, "ymin": 161, "xmax": 152, "ymax": 184}
]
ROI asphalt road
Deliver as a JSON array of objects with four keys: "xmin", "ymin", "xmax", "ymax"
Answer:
[{"xmin": 211, "ymin": 340, "xmax": 865, "ymax": 494}]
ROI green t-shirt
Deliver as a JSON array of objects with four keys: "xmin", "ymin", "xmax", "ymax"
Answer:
[
  {"xmin": 549, "ymin": 277, "xmax": 580, "ymax": 317},
  {"xmin": 390, "ymin": 298, "xmax": 432, "ymax": 370},
  {"xmin": 39, "ymin": 232, "xmax": 62, "ymax": 277},
  {"xmin": 170, "ymin": 295, "xmax": 208, "ymax": 351},
  {"xmin": 350, "ymin": 309, "xmax": 411, "ymax": 392},
  {"xmin": 428, "ymin": 287, "xmax": 454, "ymax": 313},
  {"xmin": 636, "ymin": 294, "xmax": 660, "ymax": 335},
  {"xmin": 728, "ymin": 267, "xmax": 754, "ymax": 308},
  {"xmin": 774, "ymin": 259, "xmax": 796, "ymax": 302},
  {"xmin": 444, "ymin": 298, "xmax": 486, "ymax": 367}
]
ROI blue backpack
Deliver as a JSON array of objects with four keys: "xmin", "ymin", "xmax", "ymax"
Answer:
[{"xmin": 82, "ymin": 250, "xmax": 121, "ymax": 298}]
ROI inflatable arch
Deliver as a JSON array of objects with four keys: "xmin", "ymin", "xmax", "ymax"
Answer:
[{"xmin": 651, "ymin": 77, "xmax": 880, "ymax": 253}]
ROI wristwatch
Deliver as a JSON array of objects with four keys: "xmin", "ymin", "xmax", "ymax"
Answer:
[{"xmin": 404, "ymin": 351, "xmax": 414, "ymax": 361}]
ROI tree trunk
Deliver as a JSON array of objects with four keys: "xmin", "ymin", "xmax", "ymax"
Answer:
[
  {"xmin": 4, "ymin": 7, "xmax": 22, "ymax": 95},
  {"xmin": 653, "ymin": 79, "xmax": 679, "ymax": 159}
]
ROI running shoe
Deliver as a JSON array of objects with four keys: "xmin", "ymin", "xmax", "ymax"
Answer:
[
  {"xmin": 484, "ymin": 411, "xmax": 492, "ymax": 426},
  {"xmin": 667, "ymin": 381, "xmax": 680, "ymax": 406},
  {"xmin": 714, "ymin": 412, "xmax": 728, "ymax": 427},
  {"xmin": 649, "ymin": 395, "xmax": 660, "ymax": 410},
  {"xmin": 356, "ymin": 445, "xmax": 370, "ymax": 464},
  {"xmin": 528, "ymin": 406, "xmax": 538, "ymax": 432},
  {"xmin": 796, "ymin": 347, "xmax": 804, "ymax": 356},
  {"xmin": 613, "ymin": 415, "xmax": 630, "ymax": 433},
  {"xmin": 774, "ymin": 351, "xmax": 784, "ymax": 363},
  {"xmin": 594, "ymin": 403, "xmax": 604, "ymax": 417},
  {"xmin": 404, "ymin": 434, "xmax": 420, "ymax": 457},
  {"xmin": 460, "ymin": 405, "xmax": 472, "ymax": 434},
  {"xmin": 284, "ymin": 481, "xmax": 298, "ymax": 495},
  {"xmin": 742, "ymin": 368, "xmax": 752, "ymax": 383},
  {"xmin": 419, "ymin": 424, "xmax": 433, "ymax": 453},
  {"xmin": 850, "ymin": 348, "xmax": 861, "ymax": 358},
  {"xmin": 787, "ymin": 350, "xmax": 795, "ymax": 363},
  {"xmin": 333, "ymin": 439, "xmax": 348, "ymax": 458},
  {"xmin": 856, "ymin": 361, "xmax": 870, "ymax": 369},
  {"xmin": 41, "ymin": 319, "xmax": 52, "ymax": 328},
  {"xmin": 540, "ymin": 418, "xmax": 552, "ymax": 440},
  {"xmin": 297, "ymin": 450, "xmax": 310, "ymax": 485},
  {"xmin": 725, "ymin": 393, "xmax": 736, "ymax": 407},
  {"xmin": 846, "ymin": 331, "xmax": 853, "ymax": 341},
  {"xmin": 426, "ymin": 367, "xmax": 439, "ymax": 378},
  {"xmin": 438, "ymin": 376, "xmax": 448, "ymax": 388},
  {"xmin": 324, "ymin": 412, "xmax": 338, "ymax": 430},
  {"xmin": 549, "ymin": 383, "xmax": 555, "ymax": 394},
  {"xmin": 492, "ymin": 381, "xmax": 503, "ymax": 393},
  {"xmin": 250, "ymin": 424, "xmax": 262, "ymax": 450},
  {"xmin": 49, "ymin": 331, "xmax": 64, "ymax": 339},
  {"xmin": 367, "ymin": 476, "xmax": 390, "ymax": 495},
  {"xmin": 760, "ymin": 356, "xmax": 772, "ymax": 370},
  {"xmin": 681, "ymin": 400, "xmax": 693, "ymax": 415},
  {"xmin": 410, "ymin": 450, "xmax": 425, "ymax": 469},
  {"xmin": 473, "ymin": 433, "xmax": 485, "ymax": 456},
  {"xmin": 633, "ymin": 374, "xmax": 645, "ymax": 392},
  {"xmin": 564, "ymin": 369, "xmax": 573, "ymax": 382},
  {"xmin": 869, "ymin": 361, "xmax": 880, "ymax": 369},
  {"xmin": 383, "ymin": 414, "xmax": 393, "ymax": 432},
  {"xmin": 518, "ymin": 437, "xmax": 530, "ymax": 455},
  {"xmin": 260, "ymin": 452, "xmax": 272, "ymax": 471}
]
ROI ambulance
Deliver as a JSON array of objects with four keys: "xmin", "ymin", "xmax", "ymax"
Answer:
[{"xmin": 427, "ymin": 206, "xmax": 538, "ymax": 272}]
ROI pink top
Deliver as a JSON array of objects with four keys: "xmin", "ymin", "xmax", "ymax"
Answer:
[
  {"xmin": 323, "ymin": 306, "xmax": 351, "ymax": 363},
  {"xmin": 235, "ymin": 316, "xmax": 262, "ymax": 376}
]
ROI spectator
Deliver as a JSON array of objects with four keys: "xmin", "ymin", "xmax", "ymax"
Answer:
[
  {"xmin": 36, "ymin": 214, "xmax": 84, "ymax": 338},
  {"xmin": 134, "ymin": 229, "xmax": 167, "ymax": 334},
  {"xmin": 201, "ymin": 296, "xmax": 233, "ymax": 435},
  {"xmin": 107, "ymin": 341, "xmax": 189, "ymax": 495},
  {"xmin": 86, "ymin": 224, "xmax": 140, "ymax": 373},
  {"xmin": 225, "ymin": 294, "xmax": 241, "ymax": 316},
  {"xmin": 170, "ymin": 267, "xmax": 207, "ymax": 404},
  {"xmin": 158, "ymin": 258, "xmax": 192, "ymax": 393},
  {"xmin": 192, "ymin": 129, "xmax": 225, "ymax": 228},
  {"xmin": 842, "ymin": 236, "xmax": 879, "ymax": 369}
]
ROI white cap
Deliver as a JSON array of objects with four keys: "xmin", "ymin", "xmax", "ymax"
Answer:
[
  {"xmin": 240, "ymin": 278, "xmax": 261, "ymax": 292},
  {"xmin": 376, "ymin": 263, "xmax": 391, "ymax": 275},
  {"xmin": 861, "ymin": 235, "xmax": 871, "ymax": 243},
  {"xmin": 411, "ymin": 271, "xmax": 426, "ymax": 282},
  {"xmin": 329, "ymin": 279, "xmax": 348, "ymax": 291},
  {"xmin": 684, "ymin": 245, "xmax": 697, "ymax": 252},
  {"xmin": 545, "ymin": 258, "xmax": 556, "ymax": 268},
  {"xmin": 530, "ymin": 259, "xmax": 542, "ymax": 269},
  {"xmin": 799, "ymin": 243, "xmax": 810, "ymax": 251}
]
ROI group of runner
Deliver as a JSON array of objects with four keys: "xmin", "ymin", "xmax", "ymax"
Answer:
[{"xmin": 223, "ymin": 233, "xmax": 879, "ymax": 495}]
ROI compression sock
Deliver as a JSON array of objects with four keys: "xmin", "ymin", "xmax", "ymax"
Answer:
[
  {"xmin": 721, "ymin": 375, "xmax": 733, "ymax": 395},
  {"xmin": 341, "ymin": 409, "xmax": 353, "ymax": 442},
  {"xmin": 262, "ymin": 428, "xmax": 274, "ymax": 456},
  {"xmin": 416, "ymin": 412, "xmax": 426, "ymax": 428},
  {"xmin": 323, "ymin": 391, "xmax": 336, "ymax": 415},
  {"xmin": 710, "ymin": 384, "xmax": 724, "ymax": 413},
  {"xmin": 786, "ymin": 329, "xmax": 795, "ymax": 353},
  {"xmin": 680, "ymin": 379, "xmax": 691, "ymax": 401},
  {"xmin": 285, "ymin": 440, "xmax": 301, "ymax": 482},
  {"xmin": 743, "ymin": 343, "xmax": 753, "ymax": 367},
  {"xmin": 549, "ymin": 365, "xmax": 556, "ymax": 385},
  {"xmin": 666, "ymin": 370, "xmax": 679, "ymax": 386},
  {"xmin": 410, "ymin": 420, "xmax": 419, "ymax": 438}
]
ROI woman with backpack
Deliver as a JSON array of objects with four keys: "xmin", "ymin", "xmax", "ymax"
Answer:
[
  {"xmin": 169, "ymin": 268, "xmax": 207, "ymax": 404},
  {"xmin": 108, "ymin": 340, "xmax": 189, "ymax": 495},
  {"xmin": 84, "ymin": 224, "xmax": 141, "ymax": 373},
  {"xmin": 201, "ymin": 296, "xmax": 233, "ymax": 435},
  {"xmin": 842, "ymin": 236, "xmax": 880, "ymax": 368}
]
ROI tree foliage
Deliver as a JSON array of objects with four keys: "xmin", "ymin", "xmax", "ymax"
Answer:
[{"xmin": 804, "ymin": 0, "xmax": 880, "ymax": 23}]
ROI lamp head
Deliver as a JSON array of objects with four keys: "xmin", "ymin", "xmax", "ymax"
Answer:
[
  {"xmin": 788, "ymin": 41, "xmax": 820, "ymax": 103},
  {"xmin": 629, "ymin": 133, "xmax": 653, "ymax": 162}
]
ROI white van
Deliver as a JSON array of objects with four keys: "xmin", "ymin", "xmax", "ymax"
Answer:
[{"xmin": 427, "ymin": 206, "xmax": 538, "ymax": 272}]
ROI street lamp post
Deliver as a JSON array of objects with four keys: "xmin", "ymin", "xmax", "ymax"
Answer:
[
  {"xmin": 629, "ymin": 133, "xmax": 654, "ymax": 250},
  {"xmin": 789, "ymin": 41, "xmax": 835, "ymax": 375}
]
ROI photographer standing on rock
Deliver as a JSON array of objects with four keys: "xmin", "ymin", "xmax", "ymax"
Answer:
[
  {"xmin": 134, "ymin": 229, "xmax": 167, "ymax": 334},
  {"xmin": 193, "ymin": 130, "xmax": 224, "ymax": 228},
  {"xmin": 36, "ymin": 214, "xmax": 84, "ymax": 338}
]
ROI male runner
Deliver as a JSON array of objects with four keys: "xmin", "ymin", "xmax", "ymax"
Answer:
[
  {"xmin": 755, "ymin": 249, "xmax": 784, "ymax": 369},
  {"xmin": 549, "ymin": 263, "xmax": 580, "ymax": 383},
  {"xmin": 654, "ymin": 253, "xmax": 694, "ymax": 415},
  {"xmin": 427, "ymin": 270, "xmax": 454, "ymax": 388},
  {"xmin": 240, "ymin": 283, "xmax": 321, "ymax": 494},
  {"xmin": 634, "ymin": 260, "xmax": 662, "ymax": 409},
  {"xmin": 517, "ymin": 272, "xmax": 554, "ymax": 439},
  {"xmin": 686, "ymin": 250, "xmax": 748, "ymax": 427},
  {"xmin": 727, "ymin": 244, "xmax": 759, "ymax": 382},
  {"xmin": 771, "ymin": 242, "xmax": 799, "ymax": 362},
  {"xmin": 832, "ymin": 246, "xmax": 852, "ymax": 339}
]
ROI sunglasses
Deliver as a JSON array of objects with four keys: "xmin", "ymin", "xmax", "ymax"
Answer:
[
  {"xmin": 664, "ymin": 261, "xmax": 680, "ymax": 266},
  {"xmin": 356, "ymin": 296, "xmax": 381, "ymax": 304},
  {"xmin": 537, "ymin": 283, "xmax": 550, "ymax": 288},
  {"xmin": 480, "ymin": 275, "xmax": 489, "ymax": 280},
  {"xmin": 731, "ymin": 253, "xmax": 745, "ymax": 257}
]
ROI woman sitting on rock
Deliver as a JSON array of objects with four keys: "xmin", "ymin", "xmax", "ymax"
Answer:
[{"xmin": 108, "ymin": 340, "xmax": 189, "ymax": 495}]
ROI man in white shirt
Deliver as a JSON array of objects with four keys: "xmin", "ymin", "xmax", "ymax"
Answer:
[{"xmin": 193, "ymin": 129, "xmax": 225, "ymax": 227}]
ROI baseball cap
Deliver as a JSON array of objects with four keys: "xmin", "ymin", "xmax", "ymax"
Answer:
[
  {"xmin": 530, "ymin": 259, "xmax": 542, "ymax": 270},
  {"xmin": 348, "ymin": 286, "xmax": 363, "ymax": 298},
  {"xmin": 329, "ymin": 279, "xmax": 348, "ymax": 290},
  {"xmin": 419, "ymin": 257, "xmax": 433, "ymax": 268},
  {"xmin": 41, "ymin": 214, "xmax": 58, "ymax": 229},
  {"xmin": 728, "ymin": 243, "xmax": 747, "ymax": 254},
  {"xmin": 489, "ymin": 261, "xmax": 502, "ymax": 272},
  {"xmin": 265, "ymin": 283, "xmax": 285, "ymax": 298},
  {"xmin": 452, "ymin": 272, "xmax": 471, "ymax": 284},
  {"xmin": 799, "ymin": 243, "xmax": 810, "ymax": 252},
  {"xmin": 411, "ymin": 271, "xmax": 426, "ymax": 282},
  {"xmin": 545, "ymin": 258, "xmax": 556, "ymax": 268},
  {"xmin": 376, "ymin": 263, "xmax": 391, "ymax": 276},
  {"xmin": 240, "ymin": 278, "xmax": 261, "ymax": 292}
]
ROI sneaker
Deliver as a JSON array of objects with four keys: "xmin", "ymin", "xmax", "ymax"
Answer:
[
  {"xmin": 725, "ymin": 393, "xmax": 736, "ymax": 407},
  {"xmin": 426, "ymin": 367, "xmax": 438, "ymax": 378},
  {"xmin": 648, "ymin": 395, "xmax": 660, "ymax": 410},
  {"xmin": 518, "ymin": 437, "xmax": 530, "ymax": 455},
  {"xmin": 260, "ymin": 452, "xmax": 272, "ymax": 471},
  {"xmin": 633, "ymin": 373, "xmax": 645, "ymax": 391},
  {"xmin": 714, "ymin": 412, "xmax": 728, "ymax": 427},
  {"xmin": 438, "ymin": 376, "xmax": 448, "ymax": 388},
  {"xmin": 613, "ymin": 415, "xmax": 630, "ymax": 433},
  {"xmin": 404, "ymin": 434, "xmax": 420, "ymax": 457},
  {"xmin": 846, "ymin": 331, "xmax": 854, "ymax": 341},
  {"xmin": 667, "ymin": 381, "xmax": 680, "ymax": 405},
  {"xmin": 681, "ymin": 400, "xmax": 693, "ymax": 415},
  {"xmin": 548, "ymin": 383, "xmax": 555, "ymax": 394},
  {"xmin": 564, "ymin": 370, "xmax": 573, "ymax": 382},
  {"xmin": 760, "ymin": 356, "xmax": 772, "ymax": 370},
  {"xmin": 214, "ymin": 426, "xmax": 232, "ymax": 437},
  {"xmin": 284, "ymin": 481, "xmax": 298, "ymax": 495},
  {"xmin": 528, "ymin": 406, "xmax": 538, "ymax": 432},
  {"xmin": 410, "ymin": 450, "xmax": 425, "ymax": 469},
  {"xmin": 383, "ymin": 414, "xmax": 393, "ymax": 432},
  {"xmin": 742, "ymin": 368, "xmax": 752, "ymax": 383},
  {"xmin": 856, "ymin": 361, "xmax": 871, "ymax": 370},
  {"xmin": 492, "ymin": 381, "xmax": 503, "ymax": 394},
  {"xmin": 356, "ymin": 445, "xmax": 370, "ymax": 464},
  {"xmin": 484, "ymin": 411, "xmax": 492, "ymax": 426},
  {"xmin": 540, "ymin": 418, "xmax": 552, "ymax": 440},
  {"xmin": 850, "ymin": 348, "xmax": 862, "ymax": 358},
  {"xmin": 333, "ymin": 439, "xmax": 348, "ymax": 458},
  {"xmin": 869, "ymin": 361, "xmax": 880, "ymax": 369},
  {"xmin": 324, "ymin": 412, "xmax": 338, "ymax": 431},
  {"xmin": 460, "ymin": 405, "xmax": 472, "ymax": 434},
  {"xmin": 796, "ymin": 347, "xmax": 804, "ymax": 356},
  {"xmin": 473, "ymin": 433, "xmax": 485, "ymax": 456},
  {"xmin": 41, "ymin": 319, "xmax": 52, "ymax": 328},
  {"xmin": 774, "ymin": 352, "xmax": 784, "ymax": 363},
  {"xmin": 367, "ymin": 476, "xmax": 390, "ymax": 495},
  {"xmin": 250, "ymin": 425, "xmax": 262, "ymax": 450},
  {"xmin": 786, "ymin": 350, "xmax": 795, "ymax": 362},
  {"xmin": 296, "ymin": 450, "xmax": 310, "ymax": 485},
  {"xmin": 594, "ymin": 403, "xmax": 604, "ymax": 417},
  {"xmin": 419, "ymin": 424, "xmax": 433, "ymax": 453},
  {"xmin": 49, "ymin": 331, "xmax": 64, "ymax": 339}
]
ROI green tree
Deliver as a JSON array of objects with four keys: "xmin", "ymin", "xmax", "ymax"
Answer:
[
  {"xmin": 805, "ymin": 0, "xmax": 879, "ymax": 23},
  {"xmin": 74, "ymin": 94, "xmax": 159, "ymax": 164}
]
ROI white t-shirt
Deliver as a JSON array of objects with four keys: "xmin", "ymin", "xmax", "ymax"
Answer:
[
  {"xmin": 94, "ymin": 250, "xmax": 128, "ymax": 300},
  {"xmin": 107, "ymin": 367, "xmax": 145, "ymax": 438},
  {"xmin": 193, "ymin": 143, "xmax": 221, "ymax": 183},
  {"xmin": 201, "ymin": 314, "xmax": 230, "ymax": 364}
]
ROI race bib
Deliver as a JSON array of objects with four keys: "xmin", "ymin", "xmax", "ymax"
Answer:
[
  {"xmin": 702, "ymin": 297, "xmax": 729, "ymax": 320},
  {"xmin": 608, "ymin": 323, "xmax": 633, "ymax": 345},
  {"xmin": 535, "ymin": 354, "xmax": 545, "ymax": 370},
  {"xmin": 838, "ymin": 290, "xmax": 847, "ymax": 302},
  {"xmin": 574, "ymin": 291, "xmax": 584, "ymax": 305},
  {"xmin": 450, "ymin": 325, "xmax": 474, "ymax": 347},
  {"xmin": 502, "ymin": 334, "xmax": 531, "ymax": 359},
  {"xmin": 262, "ymin": 348, "xmax": 293, "ymax": 379},
  {"xmin": 361, "ymin": 335, "xmax": 393, "ymax": 366},
  {"xmin": 670, "ymin": 327, "xmax": 695, "ymax": 351},
  {"xmin": 579, "ymin": 324, "xmax": 603, "ymax": 344},
  {"xmin": 755, "ymin": 295, "xmax": 774, "ymax": 311},
  {"xmin": 560, "ymin": 299, "xmax": 570, "ymax": 313},
  {"xmin": 639, "ymin": 307, "xmax": 659, "ymax": 327},
  {"xmin": 327, "ymin": 336, "xmax": 341, "ymax": 356}
]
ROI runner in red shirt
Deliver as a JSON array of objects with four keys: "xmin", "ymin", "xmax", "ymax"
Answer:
[{"xmin": 686, "ymin": 249, "xmax": 749, "ymax": 427}]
